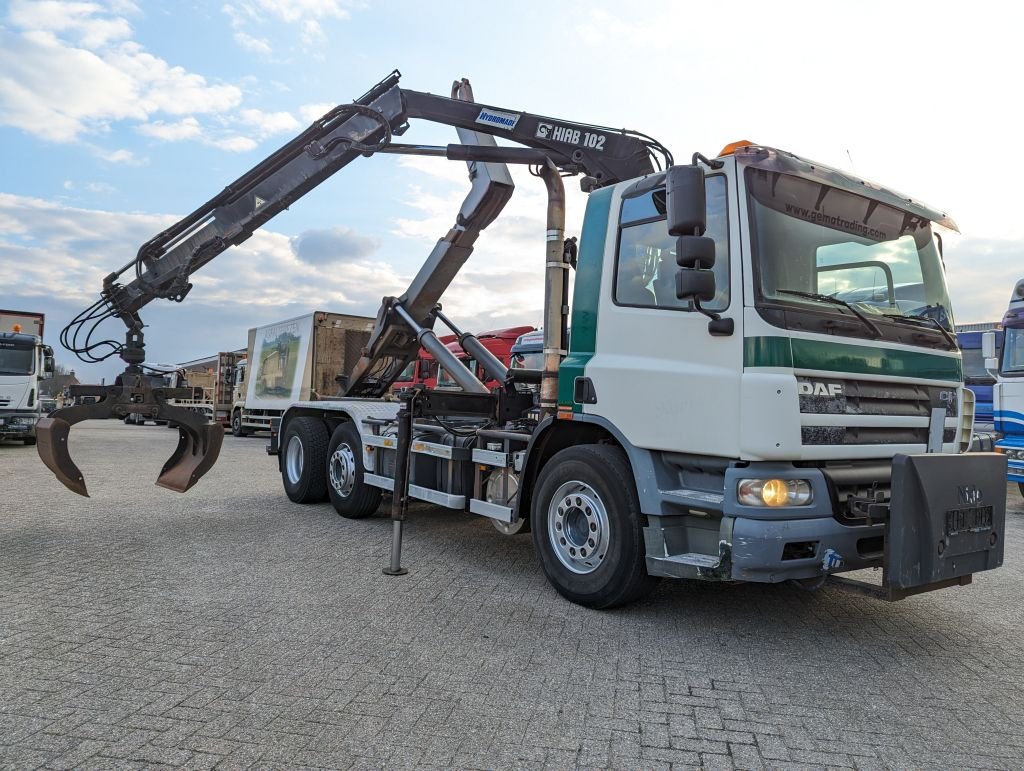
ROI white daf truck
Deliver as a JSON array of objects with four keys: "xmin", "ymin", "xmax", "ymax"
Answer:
[
  {"xmin": 39, "ymin": 72, "xmax": 1007, "ymax": 608},
  {"xmin": 0, "ymin": 310, "xmax": 54, "ymax": 445}
]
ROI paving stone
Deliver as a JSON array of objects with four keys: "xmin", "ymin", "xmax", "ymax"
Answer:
[{"xmin": 1, "ymin": 425, "xmax": 1023, "ymax": 770}]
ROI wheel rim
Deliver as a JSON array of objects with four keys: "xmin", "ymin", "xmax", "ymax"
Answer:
[
  {"xmin": 329, "ymin": 442, "xmax": 356, "ymax": 498},
  {"xmin": 547, "ymin": 480, "xmax": 610, "ymax": 574},
  {"xmin": 233, "ymin": 413, "xmax": 240, "ymax": 431},
  {"xmin": 285, "ymin": 435, "xmax": 304, "ymax": 484}
]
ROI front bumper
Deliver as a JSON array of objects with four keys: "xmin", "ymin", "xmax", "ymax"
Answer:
[
  {"xmin": 0, "ymin": 413, "xmax": 38, "ymax": 438},
  {"xmin": 995, "ymin": 437, "xmax": 1024, "ymax": 483},
  {"xmin": 646, "ymin": 454, "xmax": 1007, "ymax": 596}
]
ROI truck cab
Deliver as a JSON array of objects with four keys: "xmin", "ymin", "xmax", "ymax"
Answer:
[
  {"xmin": 991, "ymin": 279, "xmax": 1024, "ymax": 496},
  {"xmin": 0, "ymin": 313, "xmax": 54, "ymax": 445}
]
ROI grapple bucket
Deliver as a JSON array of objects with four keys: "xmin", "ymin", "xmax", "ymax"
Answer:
[
  {"xmin": 157, "ymin": 422, "xmax": 224, "ymax": 492},
  {"xmin": 36, "ymin": 377, "xmax": 223, "ymax": 497},
  {"xmin": 36, "ymin": 417, "xmax": 88, "ymax": 496}
]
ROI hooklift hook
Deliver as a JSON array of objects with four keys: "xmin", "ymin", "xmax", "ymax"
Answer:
[{"xmin": 36, "ymin": 369, "xmax": 223, "ymax": 497}]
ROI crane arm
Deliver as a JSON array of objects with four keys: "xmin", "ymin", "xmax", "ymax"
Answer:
[{"xmin": 41, "ymin": 69, "xmax": 671, "ymax": 496}]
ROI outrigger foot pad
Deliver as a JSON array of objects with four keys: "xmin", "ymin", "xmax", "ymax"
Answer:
[{"xmin": 35, "ymin": 375, "xmax": 224, "ymax": 497}]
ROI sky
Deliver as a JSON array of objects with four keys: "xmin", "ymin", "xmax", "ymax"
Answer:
[{"xmin": 0, "ymin": 0, "xmax": 1021, "ymax": 384}]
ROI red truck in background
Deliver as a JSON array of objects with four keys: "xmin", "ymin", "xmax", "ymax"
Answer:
[{"xmin": 393, "ymin": 325, "xmax": 535, "ymax": 391}]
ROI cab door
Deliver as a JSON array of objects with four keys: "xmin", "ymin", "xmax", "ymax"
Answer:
[{"xmin": 582, "ymin": 161, "xmax": 743, "ymax": 458}]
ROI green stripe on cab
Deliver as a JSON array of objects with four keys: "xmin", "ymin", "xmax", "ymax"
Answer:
[
  {"xmin": 744, "ymin": 335, "xmax": 962, "ymax": 382},
  {"xmin": 559, "ymin": 186, "xmax": 614, "ymax": 411}
]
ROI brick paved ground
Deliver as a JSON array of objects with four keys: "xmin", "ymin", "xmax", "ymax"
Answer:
[{"xmin": 1, "ymin": 422, "xmax": 1023, "ymax": 770}]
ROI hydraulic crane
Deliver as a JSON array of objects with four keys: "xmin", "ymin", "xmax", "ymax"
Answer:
[{"xmin": 37, "ymin": 70, "xmax": 671, "ymax": 496}]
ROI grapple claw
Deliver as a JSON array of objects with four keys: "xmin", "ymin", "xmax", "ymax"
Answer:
[
  {"xmin": 156, "ymin": 422, "xmax": 224, "ymax": 492},
  {"xmin": 36, "ymin": 373, "xmax": 223, "ymax": 496},
  {"xmin": 36, "ymin": 417, "xmax": 90, "ymax": 497}
]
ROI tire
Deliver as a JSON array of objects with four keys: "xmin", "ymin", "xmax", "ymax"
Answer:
[
  {"xmin": 327, "ymin": 422, "xmax": 381, "ymax": 518},
  {"xmin": 280, "ymin": 417, "xmax": 329, "ymax": 503},
  {"xmin": 23, "ymin": 437, "xmax": 36, "ymax": 446},
  {"xmin": 531, "ymin": 444, "xmax": 658, "ymax": 609},
  {"xmin": 1019, "ymin": 482, "xmax": 1024, "ymax": 499},
  {"xmin": 231, "ymin": 410, "xmax": 249, "ymax": 438}
]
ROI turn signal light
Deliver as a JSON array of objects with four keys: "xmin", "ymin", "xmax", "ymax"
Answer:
[
  {"xmin": 718, "ymin": 140, "xmax": 757, "ymax": 157},
  {"xmin": 737, "ymin": 478, "xmax": 813, "ymax": 507},
  {"xmin": 12, "ymin": 323, "xmax": 22, "ymax": 332}
]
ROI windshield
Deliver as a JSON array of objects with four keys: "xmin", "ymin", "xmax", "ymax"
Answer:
[
  {"xmin": 747, "ymin": 168, "xmax": 954, "ymax": 341},
  {"xmin": 1004, "ymin": 327, "xmax": 1024, "ymax": 376},
  {"xmin": 961, "ymin": 347, "xmax": 993, "ymax": 384},
  {"xmin": 0, "ymin": 342, "xmax": 34, "ymax": 375},
  {"xmin": 511, "ymin": 351, "xmax": 544, "ymax": 370}
]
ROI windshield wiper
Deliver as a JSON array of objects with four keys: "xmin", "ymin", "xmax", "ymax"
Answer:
[
  {"xmin": 881, "ymin": 312, "xmax": 958, "ymax": 350},
  {"xmin": 775, "ymin": 289, "xmax": 882, "ymax": 339}
]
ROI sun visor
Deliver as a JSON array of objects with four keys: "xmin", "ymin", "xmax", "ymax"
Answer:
[{"xmin": 733, "ymin": 145, "xmax": 958, "ymax": 233}]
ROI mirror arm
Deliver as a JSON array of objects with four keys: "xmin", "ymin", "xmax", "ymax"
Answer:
[
  {"xmin": 691, "ymin": 152, "xmax": 724, "ymax": 170},
  {"xmin": 692, "ymin": 298, "xmax": 734, "ymax": 336}
]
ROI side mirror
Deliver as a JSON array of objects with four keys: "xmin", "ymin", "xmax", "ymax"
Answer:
[
  {"xmin": 676, "ymin": 268, "xmax": 716, "ymax": 302},
  {"xmin": 44, "ymin": 356, "xmax": 55, "ymax": 375},
  {"xmin": 981, "ymin": 331, "xmax": 996, "ymax": 359},
  {"xmin": 984, "ymin": 357, "xmax": 999, "ymax": 372},
  {"xmin": 666, "ymin": 164, "xmax": 706, "ymax": 236}
]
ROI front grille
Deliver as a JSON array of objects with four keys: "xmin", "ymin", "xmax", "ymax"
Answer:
[
  {"xmin": 798, "ymin": 377, "xmax": 957, "ymax": 418},
  {"xmin": 802, "ymin": 426, "xmax": 957, "ymax": 445}
]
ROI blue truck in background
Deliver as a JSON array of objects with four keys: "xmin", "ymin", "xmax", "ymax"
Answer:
[
  {"xmin": 989, "ymin": 279, "xmax": 1024, "ymax": 497},
  {"xmin": 956, "ymin": 323, "xmax": 1003, "ymax": 440}
]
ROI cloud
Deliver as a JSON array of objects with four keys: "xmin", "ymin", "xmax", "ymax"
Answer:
[
  {"xmin": 232, "ymin": 30, "xmax": 272, "ymax": 55},
  {"xmin": 0, "ymin": 187, "xmax": 550, "ymax": 384},
  {"xmin": 0, "ymin": 3, "xmax": 242, "ymax": 144},
  {"xmin": 299, "ymin": 102, "xmax": 334, "ymax": 122},
  {"xmin": 137, "ymin": 116, "xmax": 202, "ymax": 141},
  {"xmin": 222, "ymin": 0, "xmax": 352, "ymax": 53},
  {"xmin": 237, "ymin": 108, "xmax": 301, "ymax": 138},
  {"xmin": 945, "ymin": 237, "xmax": 1024, "ymax": 324},
  {"xmin": 291, "ymin": 227, "xmax": 380, "ymax": 265}
]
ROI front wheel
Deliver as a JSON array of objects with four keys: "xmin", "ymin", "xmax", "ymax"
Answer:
[
  {"xmin": 327, "ymin": 422, "xmax": 381, "ymax": 518},
  {"xmin": 531, "ymin": 444, "xmax": 658, "ymax": 609},
  {"xmin": 280, "ymin": 417, "xmax": 329, "ymax": 503},
  {"xmin": 231, "ymin": 410, "xmax": 249, "ymax": 437}
]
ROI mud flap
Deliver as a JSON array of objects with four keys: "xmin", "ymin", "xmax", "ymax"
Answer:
[{"xmin": 885, "ymin": 452, "xmax": 1007, "ymax": 598}]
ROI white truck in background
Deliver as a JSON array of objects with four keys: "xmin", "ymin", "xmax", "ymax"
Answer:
[
  {"xmin": 229, "ymin": 311, "xmax": 373, "ymax": 436},
  {"xmin": 0, "ymin": 310, "xmax": 54, "ymax": 445}
]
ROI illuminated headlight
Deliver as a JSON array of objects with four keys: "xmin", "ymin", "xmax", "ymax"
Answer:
[{"xmin": 737, "ymin": 478, "xmax": 813, "ymax": 507}]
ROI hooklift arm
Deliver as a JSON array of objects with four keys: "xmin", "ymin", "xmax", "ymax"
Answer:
[{"xmin": 39, "ymin": 69, "xmax": 671, "ymax": 496}]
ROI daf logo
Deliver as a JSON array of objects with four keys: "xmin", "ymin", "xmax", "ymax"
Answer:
[
  {"xmin": 958, "ymin": 485, "xmax": 983, "ymax": 505},
  {"xmin": 798, "ymin": 381, "xmax": 843, "ymax": 397}
]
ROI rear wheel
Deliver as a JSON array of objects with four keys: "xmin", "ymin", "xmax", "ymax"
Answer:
[
  {"xmin": 281, "ymin": 417, "xmax": 329, "ymax": 503},
  {"xmin": 327, "ymin": 422, "xmax": 381, "ymax": 518},
  {"xmin": 231, "ymin": 410, "xmax": 250, "ymax": 437},
  {"xmin": 531, "ymin": 444, "xmax": 658, "ymax": 608}
]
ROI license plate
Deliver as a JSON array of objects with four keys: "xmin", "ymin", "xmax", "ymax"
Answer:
[{"xmin": 945, "ymin": 505, "xmax": 994, "ymax": 536}]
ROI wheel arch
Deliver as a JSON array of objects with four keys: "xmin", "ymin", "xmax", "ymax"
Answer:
[
  {"xmin": 278, "ymin": 401, "xmax": 398, "ymax": 472},
  {"xmin": 515, "ymin": 415, "xmax": 660, "ymax": 521}
]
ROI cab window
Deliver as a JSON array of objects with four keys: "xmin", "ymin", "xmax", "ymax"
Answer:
[{"xmin": 615, "ymin": 175, "xmax": 729, "ymax": 311}]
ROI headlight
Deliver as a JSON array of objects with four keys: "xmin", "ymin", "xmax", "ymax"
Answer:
[{"xmin": 738, "ymin": 478, "xmax": 813, "ymax": 507}]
